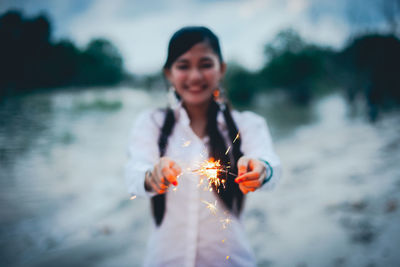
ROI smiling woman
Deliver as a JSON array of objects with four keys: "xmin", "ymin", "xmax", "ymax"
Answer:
[
  {"xmin": 125, "ymin": 26, "xmax": 281, "ymax": 267},
  {"xmin": 164, "ymin": 42, "xmax": 226, "ymax": 108}
]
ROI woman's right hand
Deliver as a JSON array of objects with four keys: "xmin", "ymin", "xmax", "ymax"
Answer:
[{"xmin": 145, "ymin": 157, "xmax": 182, "ymax": 194}]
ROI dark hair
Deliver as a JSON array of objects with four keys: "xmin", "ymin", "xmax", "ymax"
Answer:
[
  {"xmin": 163, "ymin": 26, "xmax": 223, "ymax": 70},
  {"xmin": 152, "ymin": 26, "xmax": 244, "ymax": 226}
]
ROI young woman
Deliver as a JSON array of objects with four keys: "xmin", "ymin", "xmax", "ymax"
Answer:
[{"xmin": 125, "ymin": 26, "xmax": 281, "ymax": 267}]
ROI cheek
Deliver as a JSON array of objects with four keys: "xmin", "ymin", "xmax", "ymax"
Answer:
[
  {"xmin": 205, "ymin": 69, "xmax": 222, "ymax": 84},
  {"xmin": 170, "ymin": 72, "xmax": 186, "ymax": 86}
]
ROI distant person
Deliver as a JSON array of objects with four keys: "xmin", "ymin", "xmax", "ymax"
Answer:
[{"xmin": 125, "ymin": 26, "xmax": 281, "ymax": 267}]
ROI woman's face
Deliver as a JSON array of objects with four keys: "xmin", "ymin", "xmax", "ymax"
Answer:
[{"xmin": 165, "ymin": 42, "xmax": 226, "ymax": 107}]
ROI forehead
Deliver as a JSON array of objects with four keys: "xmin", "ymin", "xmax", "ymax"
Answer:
[{"xmin": 175, "ymin": 42, "xmax": 219, "ymax": 62}]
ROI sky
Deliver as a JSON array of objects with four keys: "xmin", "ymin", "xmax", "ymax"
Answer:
[{"xmin": 0, "ymin": 0, "xmax": 390, "ymax": 75}]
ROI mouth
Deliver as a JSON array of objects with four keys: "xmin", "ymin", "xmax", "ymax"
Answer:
[{"xmin": 185, "ymin": 84, "xmax": 208, "ymax": 93}]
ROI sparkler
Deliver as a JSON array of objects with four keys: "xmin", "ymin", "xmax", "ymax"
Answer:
[
  {"xmin": 194, "ymin": 158, "xmax": 223, "ymax": 189},
  {"xmin": 193, "ymin": 158, "xmax": 237, "ymax": 190}
]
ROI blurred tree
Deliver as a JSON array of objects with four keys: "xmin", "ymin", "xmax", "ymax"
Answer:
[
  {"xmin": 258, "ymin": 29, "xmax": 335, "ymax": 105},
  {"xmin": 20, "ymin": 14, "xmax": 52, "ymax": 89},
  {"xmin": 0, "ymin": 10, "xmax": 125, "ymax": 98},
  {"xmin": 77, "ymin": 38, "xmax": 124, "ymax": 85},
  {"xmin": 340, "ymin": 34, "xmax": 400, "ymax": 120},
  {"xmin": 0, "ymin": 11, "xmax": 24, "ymax": 92},
  {"xmin": 47, "ymin": 40, "xmax": 80, "ymax": 86},
  {"xmin": 224, "ymin": 62, "xmax": 257, "ymax": 105},
  {"xmin": 264, "ymin": 28, "xmax": 306, "ymax": 59}
]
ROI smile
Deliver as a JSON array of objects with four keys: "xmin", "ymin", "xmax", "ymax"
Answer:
[{"xmin": 185, "ymin": 84, "xmax": 208, "ymax": 92}]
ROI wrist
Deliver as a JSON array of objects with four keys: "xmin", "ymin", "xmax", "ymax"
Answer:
[
  {"xmin": 259, "ymin": 159, "xmax": 273, "ymax": 185},
  {"xmin": 144, "ymin": 170, "xmax": 153, "ymax": 192}
]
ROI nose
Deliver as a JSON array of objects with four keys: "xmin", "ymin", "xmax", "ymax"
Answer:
[{"xmin": 188, "ymin": 68, "xmax": 202, "ymax": 83}]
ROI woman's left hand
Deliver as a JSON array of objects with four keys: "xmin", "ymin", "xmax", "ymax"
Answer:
[{"xmin": 235, "ymin": 156, "xmax": 266, "ymax": 194}]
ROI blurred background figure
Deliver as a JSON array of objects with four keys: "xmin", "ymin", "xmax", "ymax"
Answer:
[{"xmin": 0, "ymin": 0, "xmax": 399, "ymax": 267}]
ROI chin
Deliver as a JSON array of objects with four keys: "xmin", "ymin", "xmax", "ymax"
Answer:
[{"xmin": 184, "ymin": 97, "xmax": 212, "ymax": 107}]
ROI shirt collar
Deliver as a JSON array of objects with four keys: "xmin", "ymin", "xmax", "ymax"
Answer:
[{"xmin": 172, "ymin": 101, "xmax": 226, "ymax": 128}]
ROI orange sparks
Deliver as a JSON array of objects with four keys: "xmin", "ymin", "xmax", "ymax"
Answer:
[
  {"xmin": 201, "ymin": 200, "xmax": 218, "ymax": 215},
  {"xmin": 195, "ymin": 159, "xmax": 223, "ymax": 189},
  {"xmin": 225, "ymin": 146, "xmax": 231, "ymax": 155},
  {"xmin": 130, "ymin": 195, "xmax": 137, "ymax": 200},
  {"xmin": 182, "ymin": 140, "xmax": 191, "ymax": 147},
  {"xmin": 221, "ymin": 217, "xmax": 232, "ymax": 229}
]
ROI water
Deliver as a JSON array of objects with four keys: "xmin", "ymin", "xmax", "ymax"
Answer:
[{"xmin": 0, "ymin": 87, "xmax": 399, "ymax": 267}]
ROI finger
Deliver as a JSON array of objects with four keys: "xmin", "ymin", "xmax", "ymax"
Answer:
[
  {"xmin": 170, "ymin": 161, "xmax": 182, "ymax": 177},
  {"xmin": 157, "ymin": 189, "xmax": 167, "ymax": 194},
  {"xmin": 160, "ymin": 176, "xmax": 170, "ymax": 186},
  {"xmin": 159, "ymin": 183, "xmax": 169, "ymax": 190},
  {"xmin": 237, "ymin": 157, "xmax": 250, "ymax": 176},
  {"xmin": 241, "ymin": 183, "xmax": 256, "ymax": 192},
  {"xmin": 240, "ymin": 179, "xmax": 262, "ymax": 189},
  {"xmin": 149, "ymin": 179, "xmax": 162, "ymax": 193},
  {"xmin": 162, "ymin": 167, "xmax": 178, "ymax": 186},
  {"xmin": 154, "ymin": 166, "xmax": 164, "ymax": 185},
  {"xmin": 235, "ymin": 171, "xmax": 260, "ymax": 183},
  {"xmin": 160, "ymin": 158, "xmax": 177, "ymax": 183},
  {"xmin": 252, "ymin": 160, "xmax": 266, "ymax": 174},
  {"xmin": 239, "ymin": 184, "xmax": 250, "ymax": 194},
  {"xmin": 248, "ymin": 159, "xmax": 256, "ymax": 171}
]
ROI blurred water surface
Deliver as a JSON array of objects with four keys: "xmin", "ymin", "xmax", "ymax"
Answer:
[{"xmin": 0, "ymin": 87, "xmax": 399, "ymax": 267}]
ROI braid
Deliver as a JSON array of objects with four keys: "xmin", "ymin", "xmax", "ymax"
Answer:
[
  {"xmin": 152, "ymin": 108, "xmax": 175, "ymax": 226},
  {"xmin": 222, "ymin": 106, "xmax": 243, "ymax": 162},
  {"xmin": 207, "ymin": 101, "xmax": 229, "ymax": 165},
  {"xmin": 207, "ymin": 100, "xmax": 245, "ymax": 216},
  {"xmin": 222, "ymin": 105, "xmax": 245, "ymax": 214},
  {"xmin": 158, "ymin": 108, "xmax": 176, "ymax": 156}
]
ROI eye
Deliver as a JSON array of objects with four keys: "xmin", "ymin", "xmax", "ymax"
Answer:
[
  {"xmin": 176, "ymin": 64, "xmax": 188, "ymax": 70},
  {"xmin": 200, "ymin": 62, "xmax": 214, "ymax": 69}
]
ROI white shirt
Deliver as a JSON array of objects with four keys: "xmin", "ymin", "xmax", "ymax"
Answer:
[{"xmin": 125, "ymin": 104, "xmax": 281, "ymax": 267}]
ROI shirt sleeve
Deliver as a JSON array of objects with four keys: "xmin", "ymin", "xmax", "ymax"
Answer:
[
  {"xmin": 235, "ymin": 111, "xmax": 282, "ymax": 191},
  {"xmin": 124, "ymin": 110, "xmax": 160, "ymax": 198}
]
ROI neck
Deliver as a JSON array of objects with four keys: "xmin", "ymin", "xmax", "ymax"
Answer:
[
  {"xmin": 184, "ymin": 102, "xmax": 209, "ymax": 120},
  {"xmin": 183, "ymin": 100, "xmax": 212, "ymax": 138}
]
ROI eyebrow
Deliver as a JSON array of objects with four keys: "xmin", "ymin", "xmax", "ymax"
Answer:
[{"xmin": 175, "ymin": 56, "xmax": 215, "ymax": 64}]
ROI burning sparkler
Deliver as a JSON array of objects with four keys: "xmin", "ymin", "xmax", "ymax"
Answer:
[
  {"xmin": 194, "ymin": 158, "xmax": 223, "ymax": 189},
  {"xmin": 193, "ymin": 158, "xmax": 237, "ymax": 189}
]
